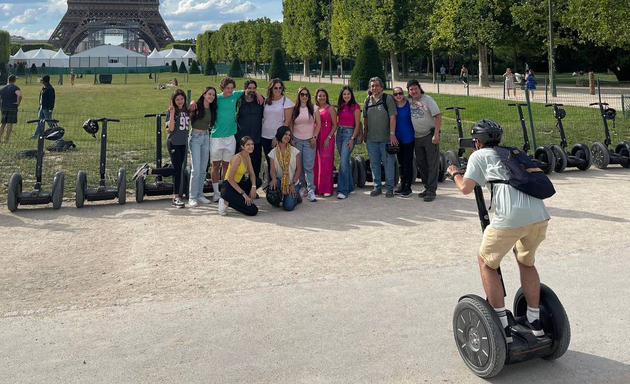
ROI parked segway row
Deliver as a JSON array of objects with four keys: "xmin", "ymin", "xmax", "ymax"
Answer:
[
  {"xmin": 7, "ymin": 118, "xmax": 64, "ymax": 212},
  {"xmin": 508, "ymin": 103, "xmax": 555, "ymax": 174},
  {"xmin": 589, "ymin": 102, "xmax": 630, "ymax": 169},
  {"xmin": 75, "ymin": 118, "xmax": 125, "ymax": 207},
  {"xmin": 545, "ymin": 103, "xmax": 591, "ymax": 172},
  {"xmin": 444, "ymin": 106, "xmax": 470, "ymax": 170}
]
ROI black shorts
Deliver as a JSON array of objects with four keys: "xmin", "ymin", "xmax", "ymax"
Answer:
[{"xmin": 1, "ymin": 109, "xmax": 18, "ymax": 124}]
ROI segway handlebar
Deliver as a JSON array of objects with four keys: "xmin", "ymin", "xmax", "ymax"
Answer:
[
  {"xmin": 26, "ymin": 119, "xmax": 59, "ymax": 124},
  {"xmin": 589, "ymin": 102, "xmax": 608, "ymax": 106},
  {"xmin": 445, "ymin": 106, "xmax": 466, "ymax": 110},
  {"xmin": 94, "ymin": 118, "xmax": 120, "ymax": 123},
  {"xmin": 545, "ymin": 103, "xmax": 563, "ymax": 107},
  {"xmin": 507, "ymin": 103, "xmax": 528, "ymax": 107},
  {"xmin": 144, "ymin": 113, "xmax": 167, "ymax": 118}
]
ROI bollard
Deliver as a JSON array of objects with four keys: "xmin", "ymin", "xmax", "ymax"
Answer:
[
  {"xmin": 589, "ymin": 71, "xmax": 595, "ymax": 95},
  {"xmin": 545, "ymin": 76, "xmax": 548, "ymax": 104}
]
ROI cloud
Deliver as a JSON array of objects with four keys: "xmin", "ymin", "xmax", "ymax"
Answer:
[
  {"xmin": 221, "ymin": 1, "xmax": 254, "ymax": 14},
  {"xmin": 10, "ymin": 8, "xmax": 37, "ymax": 24},
  {"xmin": 7, "ymin": 27, "xmax": 54, "ymax": 40},
  {"xmin": 171, "ymin": 0, "xmax": 256, "ymax": 16}
]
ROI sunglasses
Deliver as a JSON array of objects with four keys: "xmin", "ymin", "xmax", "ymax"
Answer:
[
  {"xmin": 273, "ymin": 86, "xmax": 283, "ymax": 90},
  {"xmin": 300, "ymin": 93, "xmax": 309, "ymax": 97},
  {"xmin": 393, "ymin": 92, "xmax": 404, "ymax": 96}
]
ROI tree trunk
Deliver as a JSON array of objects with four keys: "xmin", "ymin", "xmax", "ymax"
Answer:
[
  {"xmin": 401, "ymin": 52, "xmax": 407, "ymax": 78},
  {"xmin": 340, "ymin": 58, "xmax": 344, "ymax": 79},
  {"xmin": 431, "ymin": 50, "xmax": 436, "ymax": 84},
  {"xmin": 490, "ymin": 47, "xmax": 494, "ymax": 83},
  {"xmin": 426, "ymin": 56, "xmax": 431, "ymax": 76},
  {"xmin": 390, "ymin": 50, "xmax": 399, "ymax": 82},
  {"xmin": 611, "ymin": 66, "xmax": 630, "ymax": 81},
  {"xmin": 449, "ymin": 52, "xmax": 455, "ymax": 76},
  {"xmin": 303, "ymin": 58, "xmax": 310, "ymax": 77},
  {"xmin": 478, "ymin": 44, "xmax": 490, "ymax": 87},
  {"xmin": 321, "ymin": 54, "xmax": 326, "ymax": 78}
]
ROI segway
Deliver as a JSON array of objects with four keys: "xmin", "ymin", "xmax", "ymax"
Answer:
[
  {"xmin": 508, "ymin": 103, "xmax": 555, "ymax": 174},
  {"xmin": 453, "ymin": 183, "xmax": 570, "ymax": 378},
  {"xmin": 589, "ymin": 102, "xmax": 630, "ymax": 169},
  {"xmin": 444, "ymin": 106, "xmax": 469, "ymax": 169},
  {"xmin": 355, "ymin": 155, "xmax": 367, "ymax": 187},
  {"xmin": 7, "ymin": 119, "xmax": 64, "ymax": 212},
  {"xmin": 545, "ymin": 104, "xmax": 591, "ymax": 172},
  {"xmin": 75, "ymin": 118, "xmax": 125, "ymax": 208}
]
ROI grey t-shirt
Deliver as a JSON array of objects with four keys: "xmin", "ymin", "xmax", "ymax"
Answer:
[
  {"xmin": 364, "ymin": 93, "xmax": 397, "ymax": 142},
  {"xmin": 408, "ymin": 94, "xmax": 440, "ymax": 138},
  {"xmin": 464, "ymin": 148, "xmax": 550, "ymax": 229},
  {"xmin": 165, "ymin": 109, "xmax": 190, "ymax": 146}
]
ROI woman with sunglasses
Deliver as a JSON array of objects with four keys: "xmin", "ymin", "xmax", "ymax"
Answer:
[
  {"xmin": 392, "ymin": 87, "xmax": 415, "ymax": 197},
  {"xmin": 292, "ymin": 86, "xmax": 321, "ymax": 202},
  {"xmin": 335, "ymin": 86, "xmax": 361, "ymax": 199},
  {"xmin": 313, "ymin": 88, "xmax": 337, "ymax": 197},
  {"xmin": 262, "ymin": 79, "xmax": 294, "ymax": 174}
]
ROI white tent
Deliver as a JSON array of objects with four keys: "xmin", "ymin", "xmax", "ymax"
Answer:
[
  {"xmin": 162, "ymin": 48, "xmax": 186, "ymax": 68},
  {"xmin": 146, "ymin": 48, "xmax": 164, "ymax": 67},
  {"xmin": 183, "ymin": 48, "xmax": 196, "ymax": 66},
  {"xmin": 9, "ymin": 48, "xmax": 28, "ymax": 66},
  {"xmin": 69, "ymin": 45, "xmax": 147, "ymax": 67},
  {"xmin": 49, "ymin": 49, "xmax": 70, "ymax": 68},
  {"xmin": 28, "ymin": 48, "xmax": 52, "ymax": 67}
]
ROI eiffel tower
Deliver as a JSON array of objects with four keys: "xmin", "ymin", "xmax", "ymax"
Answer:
[{"xmin": 49, "ymin": 0, "xmax": 174, "ymax": 54}]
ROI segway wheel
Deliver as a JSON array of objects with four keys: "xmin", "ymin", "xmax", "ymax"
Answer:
[
  {"xmin": 444, "ymin": 150, "xmax": 461, "ymax": 169},
  {"xmin": 513, "ymin": 284, "xmax": 571, "ymax": 361},
  {"xmin": 7, "ymin": 173, "xmax": 22, "ymax": 212},
  {"xmin": 534, "ymin": 147, "xmax": 556, "ymax": 175},
  {"xmin": 182, "ymin": 168, "xmax": 190, "ymax": 199},
  {"xmin": 453, "ymin": 295, "xmax": 506, "ymax": 378},
  {"xmin": 364, "ymin": 157, "xmax": 373, "ymax": 183},
  {"xmin": 438, "ymin": 153, "xmax": 447, "ymax": 182},
  {"xmin": 52, "ymin": 172, "xmax": 64, "ymax": 210},
  {"xmin": 356, "ymin": 155, "xmax": 367, "ymax": 188},
  {"xmin": 570, "ymin": 143, "xmax": 591, "ymax": 171},
  {"xmin": 75, "ymin": 170, "xmax": 87, "ymax": 208},
  {"xmin": 350, "ymin": 156, "xmax": 358, "ymax": 186},
  {"xmin": 614, "ymin": 141, "xmax": 630, "ymax": 169},
  {"xmin": 550, "ymin": 145, "xmax": 568, "ymax": 173},
  {"xmin": 135, "ymin": 177, "xmax": 145, "ymax": 203},
  {"xmin": 117, "ymin": 168, "xmax": 126, "ymax": 205},
  {"xmin": 590, "ymin": 142, "xmax": 610, "ymax": 169}
]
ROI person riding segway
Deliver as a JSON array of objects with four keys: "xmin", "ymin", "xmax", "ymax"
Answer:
[{"xmin": 447, "ymin": 119, "xmax": 570, "ymax": 378}]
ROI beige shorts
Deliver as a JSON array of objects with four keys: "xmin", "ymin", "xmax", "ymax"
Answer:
[
  {"xmin": 479, "ymin": 220, "xmax": 549, "ymax": 269},
  {"xmin": 210, "ymin": 136, "xmax": 236, "ymax": 162}
]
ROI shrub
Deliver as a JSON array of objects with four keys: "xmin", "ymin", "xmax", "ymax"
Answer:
[
  {"xmin": 204, "ymin": 57, "xmax": 216, "ymax": 76},
  {"xmin": 16, "ymin": 62, "xmax": 25, "ymax": 75},
  {"xmin": 228, "ymin": 58, "xmax": 242, "ymax": 78},
  {"xmin": 268, "ymin": 49, "xmax": 289, "ymax": 81},
  {"xmin": 189, "ymin": 60, "xmax": 200, "ymax": 74},
  {"xmin": 0, "ymin": 62, "xmax": 7, "ymax": 84},
  {"xmin": 30, "ymin": 63, "xmax": 37, "ymax": 74},
  {"xmin": 351, "ymin": 35, "xmax": 386, "ymax": 91},
  {"xmin": 170, "ymin": 60, "xmax": 178, "ymax": 72},
  {"xmin": 178, "ymin": 61, "xmax": 187, "ymax": 73}
]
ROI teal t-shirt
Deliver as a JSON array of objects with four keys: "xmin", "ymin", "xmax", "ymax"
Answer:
[
  {"xmin": 213, "ymin": 90, "xmax": 244, "ymax": 137},
  {"xmin": 464, "ymin": 148, "xmax": 550, "ymax": 229}
]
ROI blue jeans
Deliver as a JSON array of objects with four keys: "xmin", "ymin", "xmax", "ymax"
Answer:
[
  {"xmin": 336, "ymin": 126, "xmax": 355, "ymax": 195},
  {"xmin": 294, "ymin": 138, "xmax": 316, "ymax": 194},
  {"xmin": 366, "ymin": 140, "xmax": 395, "ymax": 191},
  {"xmin": 276, "ymin": 178, "xmax": 298, "ymax": 211},
  {"xmin": 188, "ymin": 130, "xmax": 210, "ymax": 199},
  {"xmin": 34, "ymin": 108, "xmax": 53, "ymax": 137}
]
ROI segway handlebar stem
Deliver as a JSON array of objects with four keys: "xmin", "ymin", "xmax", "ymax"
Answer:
[
  {"xmin": 26, "ymin": 119, "xmax": 59, "ymax": 124},
  {"xmin": 508, "ymin": 103, "xmax": 528, "ymax": 107},
  {"xmin": 445, "ymin": 106, "xmax": 466, "ymax": 110},
  {"xmin": 95, "ymin": 118, "xmax": 120, "ymax": 123},
  {"xmin": 144, "ymin": 113, "xmax": 167, "ymax": 118},
  {"xmin": 545, "ymin": 103, "xmax": 563, "ymax": 107},
  {"xmin": 589, "ymin": 102, "xmax": 608, "ymax": 106}
]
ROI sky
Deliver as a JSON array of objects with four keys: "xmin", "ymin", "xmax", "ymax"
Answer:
[{"xmin": 0, "ymin": 0, "xmax": 283, "ymax": 41}]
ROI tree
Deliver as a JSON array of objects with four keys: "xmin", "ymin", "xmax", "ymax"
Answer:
[
  {"xmin": 204, "ymin": 57, "xmax": 217, "ymax": 76},
  {"xmin": 0, "ymin": 62, "xmax": 7, "ymax": 84},
  {"xmin": 351, "ymin": 35, "xmax": 386, "ymax": 90},
  {"xmin": 196, "ymin": 30, "xmax": 214, "ymax": 65},
  {"xmin": 30, "ymin": 63, "xmax": 38, "ymax": 74},
  {"xmin": 228, "ymin": 58, "xmax": 243, "ymax": 77},
  {"xmin": 330, "ymin": 0, "xmax": 370, "ymax": 77},
  {"xmin": 9, "ymin": 42, "xmax": 54, "ymax": 55},
  {"xmin": 268, "ymin": 49, "xmax": 290, "ymax": 81},
  {"xmin": 0, "ymin": 30, "xmax": 10, "ymax": 66},
  {"xmin": 259, "ymin": 21, "xmax": 283, "ymax": 68},
  {"xmin": 189, "ymin": 60, "xmax": 201, "ymax": 74},
  {"xmin": 16, "ymin": 62, "xmax": 25, "ymax": 75},
  {"xmin": 367, "ymin": 0, "xmax": 410, "ymax": 82},
  {"xmin": 170, "ymin": 60, "xmax": 178, "ymax": 72},
  {"xmin": 178, "ymin": 61, "xmax": 187, "ymax": 73},
  {"xmin": 282, "ymin": 0, "xmax": 325, "ymax": 76},
  {"xmin": 165, "ymin": 42, "xmax": 195, "ymax": 51}
]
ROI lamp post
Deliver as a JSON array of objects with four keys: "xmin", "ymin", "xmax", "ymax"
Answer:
[{"xmin": 548, "ymin": 0, "xmax": 557, "ymax": 97}]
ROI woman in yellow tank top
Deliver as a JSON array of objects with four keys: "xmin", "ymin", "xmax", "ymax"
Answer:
[{"xmin": 218, "ymin": 136, "xmax": 259, "ymax": 216}]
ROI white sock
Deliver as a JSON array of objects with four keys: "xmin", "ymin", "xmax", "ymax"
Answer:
[
  {"xmin": 213, "ymin": 182, "xmax": 219, "ymax": 193},
  {"xmin": 527, "ymin": 306, "xmax": 540, "ymax": 323},
  {"xmin": 494, "ymin": 307, "xmax": 509, "ymax": 328}
]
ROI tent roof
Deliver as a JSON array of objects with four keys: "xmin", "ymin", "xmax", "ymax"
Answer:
[
  {"xmin": 51, "ymin": 49, "xmax": 69, "ymax": 59},
  {"xmin": 72, "ymin": 45, "xmax": 145, "ymax": 58},
  {"xmin": 147, "ymin": 48, "xmax": 162, "ymax": 58},
  {"xmin": 183, "ymin": 48, "xmax": 196, "ymax": 59},
  {"xmin": 162, "ymin": 48, "xmax": 186, "ymax": 58},
  {"xmin": 11, "ymin": 48, "xmax": 28, "ymax": 60},
  {"xmin": 28, "ymin": 48, "xmax": 56, "ymax": 59}
]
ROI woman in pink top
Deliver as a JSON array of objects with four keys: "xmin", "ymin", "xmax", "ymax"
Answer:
[
  {"xmin": 335, "ymin": 86, "xmax": 361, "ymax": 198},
  {"xmin": 291, "ymin": 86, "xmax": 321, "ymax": 202},
  {"xmin": 313, "ymin": 88, "xmax": 337, "ymax": 197}
]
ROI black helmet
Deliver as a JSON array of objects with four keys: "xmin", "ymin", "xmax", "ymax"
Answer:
[
  {"xmin": 385, "ymin": 143, "xmax": 400, "ymax": 154},
  {"xmin": 43, "ymin": 126, "xmax": 65, "ymax": 141},
  {"xmin": 605, "ymin": 107, "xmax": 616, "ymax": 121},
  {"xmin": 83, "ymin": 119, "xmax": 99, "ymax": 137},
  {"xmin": 266, "ymin": 187, "xmax": 283, "ymax": 207},
  {"xmin": 471, "ymin": 119, "xmax": 503, "ymax": 146},
  {"xmin": 554, "ymin": 108, "xmax": 566, "ymax": 120}
]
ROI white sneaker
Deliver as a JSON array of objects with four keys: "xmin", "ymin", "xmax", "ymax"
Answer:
[
  {"xmin": 307, "ymin": 190, "xmax": 317, "ymax": 202},
  {"xmin": 299, "ymin": 188, "xmax": 307, "ymax": 198},
  {"xmin": 189, "ymin": 198, "xmax": 199, "ymax": 207},
  {"xmin": 337, "ymin": 193, "xmax": 347, "ymax": 199},
  {"xmin": 349, "ymin": 190, "xmax": 356, "ymax": 195},
  {"xmin": 213, "ymin": 193, "xmax": 220, "ymax": 203},
  {"xmin": 198, "ymin": 196, "xmax": 211, "ymax": 204},
  {"xmin": 323, "ymin": 193, "xmax": 332, "ymax": 197},
  {"xmin": 218, "ymin": 198, "xmax": 228, "ymax": 216}
]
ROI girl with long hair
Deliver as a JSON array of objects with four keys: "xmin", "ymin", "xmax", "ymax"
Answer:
[
  {"xmin": 313, "ymin": 88, "xmax": 337, "ymax": 197},
  {"xmin": 335, "ymin": 86, "xmax": 361, "ymax": 199},
  {"xmin": 268, "ymin": 126, "xmax": 302, "ymax": 211},
  {"xmin": 291, "ymin": 86, "xmax": 321, "ymax": 202},
  {"xmin": 218, "ymin": 136, "xmax": 259, "ymax": 216},
  {"xmin": 187, "ymin": 86, "xmax": 217, "ymax": 206},
  {"xmin": 261, "ymin": 78, "xmax": 294, "ymax": 173}
]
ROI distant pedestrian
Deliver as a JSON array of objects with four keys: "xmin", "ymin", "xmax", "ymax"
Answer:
[
  {"xmin": 70, "ymin": 69, "xmax": 75, "ymax": 85},
  {"xmin": 460, "ymin": 65, "xmax": 469, "ymax": 88},
  {"xmin": 526, "ymin": 69, "xmax": 536, "ymax": 100},
  {"xmin": 32, "ymin": 75, "xmax": 55, "ymax": 138},
  {"xmin": 440, "ymin": 64, "xmax": 447, "ymax": 83},
  {"xmin": 0, "ymin": 75, "xmax": 22, "ymax": 143},
  {"xmin": 503, "ymin": 68, "xmax": 517, "ymax": 99}
]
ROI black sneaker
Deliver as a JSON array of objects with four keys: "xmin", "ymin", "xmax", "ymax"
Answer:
[
  {"xmin": 423, "ymin": 194, "xmax": 436, "ymax": 202},
  {"xmin": 504, "ymin": 326, "xmax": 513, "ymax": 344},
  {"xmin": 385, "ymin": 190, "xmax": 394, "ymax": 198},
  {"xmin": 394, "ymin": 185, "xmax": 404, "ymax": 195},
  {"xmin": 370, "ymin": 188, "xmax": 382, "ymax": 197},
  {"xmin": 172, "ymin": 197, "xmax": 185, "ymax": 208},
  {"xmin": 417, "ymin": 190, "xmax": 428, "ymax": 198},
  {"xmin": 526, "ymin": 319, "xmax": 545, "ymax": 337},
  {"xmin": 401, "ymin": 188, "xmax": 412, "ymax": 198}
]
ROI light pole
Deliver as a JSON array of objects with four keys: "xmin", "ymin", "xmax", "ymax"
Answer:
[{"xmin": 548, "ymin": 0, "xmax": 557, "ymax": 97}]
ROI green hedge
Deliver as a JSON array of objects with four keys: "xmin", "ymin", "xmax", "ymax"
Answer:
[
  {"xmin": 268, "ymin": 49, "xmax": 289, "ymax": 81},
  {"xmin": 351, "ymin": 35, "xmax": 386, "ymax": 91},
  {"xmin": 0, "ymin": 31, "xmax": 10, "ymax": 66}
]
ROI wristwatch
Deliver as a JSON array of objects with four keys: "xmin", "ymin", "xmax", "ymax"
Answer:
[
  {"xmin": 389, "ymin": 132, "xmax": 396, "ymax": 136},
  {"xmin": 312, "ymin": 135, "xmax": 317, "ymax": 140}
]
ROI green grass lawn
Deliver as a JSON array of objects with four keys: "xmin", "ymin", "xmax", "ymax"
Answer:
[{"xmin": 1, "ymin": 73, "xmax": 628, "ymax": 201}]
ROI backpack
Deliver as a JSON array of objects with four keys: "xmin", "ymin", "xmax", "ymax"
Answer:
[
  {"xmin": 363, "ymin": 93, "xmax": 389, "ymax": 117},
  {"xmin": 489, "ymin": 146, "xmax": 555, "ymax": 200},
  {"xmin": 17, "ymin": 149, "xmax": 38, "ymax": 159},
  {"xmin": 48, "ymin": 139, "xmax": 76, "ymax": 152}
]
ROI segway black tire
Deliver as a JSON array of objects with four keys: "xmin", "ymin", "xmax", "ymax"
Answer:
[
  {"xmin": 438, "ymin": 152, "xmax": 447, "ymax": 182},
  {"xmin": 614, "ymin": 141, "xmax": 630, "ymax": 168},
  {"xmin": 356, "ymin": 156, "xmax": 367, "ymax": 187},
  {"xmin": 570, "ymin": 143, "xmax": 591, "ymax": 171},
  {"xmin": 7, "ymin": 173, "xmax": 22, "ymax": 212},
  {"xmin": 76, "ymin": 170, "xmax": 87, "ymax": 208},
  {"xmin": 52, "ymin": 171, "xmax": 64, "ymax": 210},
  {"xmin": 550, "ymin": 145, "xmax": 568, "ymax": 173},
  {"xmin": 445, "ymin": 150, "xmax": 461, "ymax": 169},
  {"xmin": 350, "ymin": 156, "xmax": 357, "ymax": 186},
  {"xmin": 182, "ymin": 167, "xmax": 190, "ymax": 199},
  {"xmin": 513, "ymin": 284, "xmax": 571, "ymax": 361},
  {"xmin": 453, "ymin": 295, "xmax": 506, "ymax": 378},
  {"xmin": 135, "ymin": 177, "xmax": 145, "ymax": 203},
  {"xmin": 364, "ymin": 157, "xmax": 373, "ymax": 183},
  {"xmin": 590, "ymin": 142, "xmax": 610, "ymax": 169},
  {"xmin": 117, "ymin": 168, "xmax": 126, "ymax": 205},
  {"xmin": 534, "ymin": 147, "xmax": 556, "ymax": 175}
]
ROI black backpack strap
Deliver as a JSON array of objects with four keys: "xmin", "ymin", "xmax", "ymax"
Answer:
[{"xmin": 487, "ymin": 180, "xmax": 509, "ymax": 210}]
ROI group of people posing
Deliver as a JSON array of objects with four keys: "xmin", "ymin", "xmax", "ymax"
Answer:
[{"xmin": 132, "ymin": 76, "xmax": 443, "ymax": 216}]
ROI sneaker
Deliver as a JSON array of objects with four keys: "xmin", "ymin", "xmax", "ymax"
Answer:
[
  {"xmin": 417, "ymin": 190, "xmax": 428, "ymax": 198},
  {"xmin": 526, "ymin": 319, "xmax": 545, "ymax": 338},
  {"xmin": 218, "ymin": 198, "xmax": 228, "ymax": 216},
  {"xmin": 133, "ymin": 163, "xmax": 150, "ymax": 180},
  {"xmin": 189, "ymin": 198, "xmax": 199, "ymax": 207},
  {"xmin": 504, "ymin": 326, "xmax": 514, "ymax": 344},
  {"xmin": 370, "ymin": 188, "xmax": 382, "ymax": 197},
  {"xmin": 307, "ymin": 190, "xmax": 317, "ymax": 202},
  {"xmin": 385, "ymin": 190, "xmax": 394, "ymax": 198},
  {"xmin": 299, "ymin": 188, "xmax": 307, "ymax": 199},
  {"xmin": 323, "ymin": 193, "xmax": 332, "ymax": 197},
  {"xmin": 198, "ymin": 196, "xmax": 211, "ymax": 204},
  {"xmin": 401, "ymin": 188, "xmax": 412, "ymax": 198},
  {"xmin": 349, "ymin": 190, "xmax": 355, "ymax": 195},
  {"xmin": 423, "ymin": 194, "xmax": 436, "ymax": 202},
  {"xmin": 337, "ymin": 193, "xmax": 347, "ymax": 199},
  {"xmin": 213, "ymin": 193, "xmax": 220, "ymax": 203},
  {"xmin": 172, "ymin": 197, "xmax": 185, "ymax": 208},
  {"xmin": 394, "ymin": 185, "xmax": 404, "ymax": 195}
]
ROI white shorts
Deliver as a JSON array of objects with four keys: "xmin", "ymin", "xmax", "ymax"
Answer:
[{"xmin": 210, "ymin": 136, "xmax": 236, "ymax": 162}]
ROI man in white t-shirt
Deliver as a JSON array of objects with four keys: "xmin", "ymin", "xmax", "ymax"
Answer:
[{"xmin": 447, "ymin": 119, "xmax": 550, "ymax": 343}]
